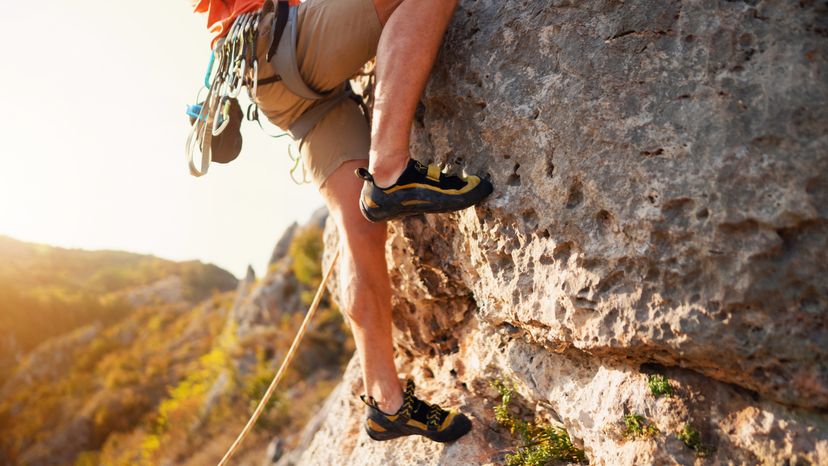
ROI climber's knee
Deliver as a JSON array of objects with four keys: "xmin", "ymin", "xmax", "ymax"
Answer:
[
  {"xmin": 320, "ymin": 160, "xmax": 387, "ymax": 257},
  {"xmin": 339, "ymin": 214, "xmax": 387, "ymax": 258},
  {"xmin": 319, "ymin": 160, "xmax": 390, "ymax": 322},
  {"xmin": 336, "ymin": 247, "xmax": 390, "ymax": 324},
  {"xmin": 334, "ymin": 214, "xmax": 390, "ymax": 324}
]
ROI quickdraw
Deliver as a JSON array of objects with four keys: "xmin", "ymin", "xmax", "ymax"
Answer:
[
  {"xmin": 186, "ymin": 9, "xmax": 284, "ymax": 178},
  {"xmin": 185, "ymin": 0, "xmax": 363, "ymax": 182}
]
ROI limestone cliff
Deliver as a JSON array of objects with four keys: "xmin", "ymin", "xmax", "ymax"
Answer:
[{"xmin": 277, "ymin": 0, "xmax": 828, "ymax": 464}]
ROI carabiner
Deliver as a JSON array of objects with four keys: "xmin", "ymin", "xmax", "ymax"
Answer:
[
  {"xmin": 288, "ymin": 143, "xmax": 311, "ymax": 185},
  {"xmin": 212, "ymin": 96, "xmax": 232, "ymax": 136},
  {"xmin": 228, "ymin": 59, "xmax": 246, "ymax": 98},
  {"xmin": 227, "ymin": 14, "xmax": 243, "ymax": 58},
  {"xmin": 249, "ymin": 60, "xmax": 259, "ymax": 101},
  {"xmin": 203, "ymin": 51, "xmax": 216, "ymax": 89}
]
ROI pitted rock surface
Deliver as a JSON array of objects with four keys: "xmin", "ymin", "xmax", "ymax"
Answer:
[
  {"xmin": 299, "ymin": 0, "xmax": 828, "ymax": 464},
  {"xmin": 408, "ymin": 0, "xmax": 828, "ymax": 410}
]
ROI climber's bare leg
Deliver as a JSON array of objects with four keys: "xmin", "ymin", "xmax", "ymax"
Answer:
[
  {"xmin": 369, "ymin": 0, "xmax": 459, "ymax": 187},
  {"xmin": 320, "ymin": 159, "xmax": 403, "ymax": 414}
]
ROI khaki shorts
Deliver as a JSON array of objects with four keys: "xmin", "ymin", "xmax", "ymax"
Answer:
[{"xmin": 253, "ymin": 0, "xmax": 382, "ymax": 187}]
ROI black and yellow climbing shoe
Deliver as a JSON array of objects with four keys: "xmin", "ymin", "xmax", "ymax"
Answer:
[
  {"xmin": 361, "ymin": 380, "xmax": 472, "ymax": 443},
  {"xmin": 355, "ymin": 159, "xmax": 494, "ymax": 222}
]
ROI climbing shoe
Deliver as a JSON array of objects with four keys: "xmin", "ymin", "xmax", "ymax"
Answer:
[
  {"xmin": 355, "ymin": 159, "xmax": 494, "ymax": 222},
  {"xmin": 361, "ymin": 380, "xmax": 472, "ymax": 443}
]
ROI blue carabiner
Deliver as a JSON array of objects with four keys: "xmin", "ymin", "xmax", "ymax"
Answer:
[
  {"xmin": 203, "ymin": 51, "xmax": 216, "ymax": 89},
  {"xmin": 186, "ymin": 103, "xmax": 206, "ymax": 122}
]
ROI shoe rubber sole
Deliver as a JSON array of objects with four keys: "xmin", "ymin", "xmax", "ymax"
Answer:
[
  {"xmin": 359, "ymin": 200, "xmax": 484, "ymax": 222},
  {"xmin": 365, "ymin": 417, "xmax": 472, "ymax": 443},
  {"xmin": 360, "ymin": 181, "xmax": 494, "ymax": 223}
]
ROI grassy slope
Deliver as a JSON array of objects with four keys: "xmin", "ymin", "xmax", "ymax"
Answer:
[
  {"xmin": 0, "ymin": 226, "xmax": 352, "ymax": 466},
  {"xmin": 0, "ymin": 235, "xmax": 237, "ymax": 361}
]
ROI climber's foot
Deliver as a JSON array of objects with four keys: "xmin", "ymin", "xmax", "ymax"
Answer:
[
  {"xmin": 361, "ymin": 380, "xmax": 472, "ymax": 443},
  {"xmin": 356, "ymin": 159, "xmax": 493, "ymax": 222}
]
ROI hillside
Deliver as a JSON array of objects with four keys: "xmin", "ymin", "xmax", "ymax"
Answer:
[
  {"xmin": 0, "ymin": 235, "xmax": 238, "ymax": 378},
  {"xmin": 0, "ymin": 214, "xmax": 352, "ymax": 466}
]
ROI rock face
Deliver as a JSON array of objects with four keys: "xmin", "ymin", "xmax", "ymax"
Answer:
[
  {"xmin": 422, "ymin": 0, "xmax": 828, "ymax": 408},
  {"xmin": 232, "ymin": 223, "xmax": 304, "ymax": 338},
  {"xmin": 286, "ymin": 0, "xmax": 828, "ymax": 464},
  {"xmin": 125, "ymin": 275, "xmax": 185, "ymax": 307},
  {"xmin": 235, "ymin": 207, "xmax": 331, "ymax": 338}
]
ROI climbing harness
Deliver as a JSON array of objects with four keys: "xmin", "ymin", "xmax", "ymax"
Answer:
[
  {"xmin": 217, "ymin": 248, "xmax": 340, "ymax": 466},
  {"xmin": 186, "ymin": 0, "xmax": 363, "ymax": 180}
]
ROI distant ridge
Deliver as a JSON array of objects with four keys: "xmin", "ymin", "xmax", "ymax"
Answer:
[{"xmin": 0, "ymin": 234, "xmax": 238, "ymax": 368}]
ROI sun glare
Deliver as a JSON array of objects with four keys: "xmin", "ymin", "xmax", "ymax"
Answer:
[{"xmin": 0, "ymin": 0, "xmax": 324, "ymax": 278}]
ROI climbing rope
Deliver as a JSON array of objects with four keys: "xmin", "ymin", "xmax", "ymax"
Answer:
[{"xmin": 217, "ymin": 248, "xmax": 340, "ymax": 466}]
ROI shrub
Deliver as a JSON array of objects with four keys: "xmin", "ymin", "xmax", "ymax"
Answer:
[
  {"xmin": 647, "ymin": 374, "xmax": 673, "ymax": 398},
  {"xmin": 73, "ymin": 451, "xmax": 100, "ymax": 466},
  {"xmin": 677, "ymin": 423, "xmax": 715, "ymax": 457},
  {"xmin": 622, "ymin": 413, "xmax": 659, "ymax": 439},
  {"xmin": 289, "ymin": 226, "xmax": 324, "ymax": 290},
  {"xmin": 491, "ymin": 379, "xmax": 586, "ymax": 465}
]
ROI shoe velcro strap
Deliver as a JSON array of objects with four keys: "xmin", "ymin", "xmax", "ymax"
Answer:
[{"xmin": 426, "ymin": 164, "xmax": 441, "ymax": 182}]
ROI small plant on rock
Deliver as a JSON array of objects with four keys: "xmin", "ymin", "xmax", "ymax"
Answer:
[
  {"xmin": 491, "ymin": 379, "xmax": 586, "ymax": 465},
  {"xmin": 622, "ymin": 413, "xmax": 659, "ymax": 439},
  {"xmin": 677, "ymin": 423, "xmax": 715, "ymax": 457},
  {"xmin": 647, "ymin": 374, "xmax": 673, "ymax": 398}
]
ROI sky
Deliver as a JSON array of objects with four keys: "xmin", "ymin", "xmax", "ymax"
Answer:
[{"xmin": 0, "ymin": 0, "xmax": 324, "ymax": 279}]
